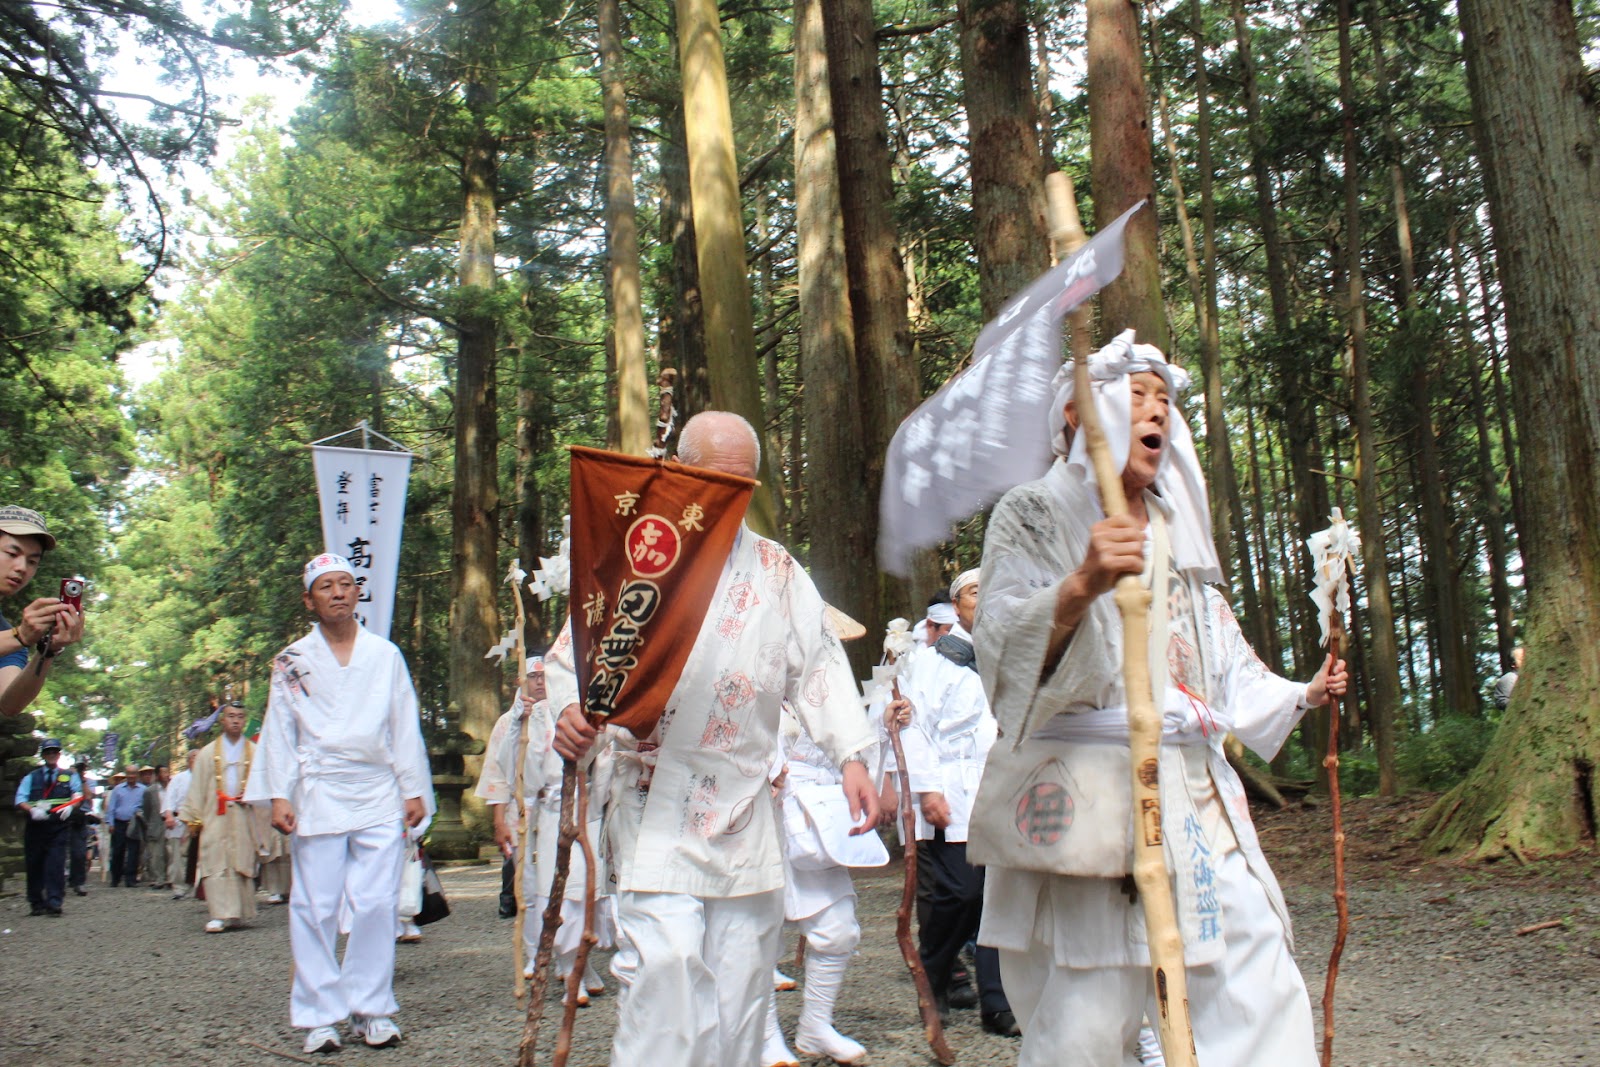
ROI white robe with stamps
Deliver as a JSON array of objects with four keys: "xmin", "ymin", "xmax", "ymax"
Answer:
[{"xmin": 974, "ymin": 460, "xmax": 1316, "ymax": 1066}]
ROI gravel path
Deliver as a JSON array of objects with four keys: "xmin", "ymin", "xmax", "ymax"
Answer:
[{"xmin": 5, "ymin": 798, "xmax": 1597, "ymax": 1066}]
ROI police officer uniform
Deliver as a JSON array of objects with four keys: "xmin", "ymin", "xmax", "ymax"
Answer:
[{"xmin": 15, "ymin": 739, "xmax": 82, "ymax": 915}]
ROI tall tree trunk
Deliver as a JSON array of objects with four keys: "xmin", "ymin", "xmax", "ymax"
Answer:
[
  {"xmin": 795, "ymin": 0, "xmax": 868, "ymax": 629},
  {"xmin": 599, "ymin": 0, "xmax": 651, "ymax": 455},
  {"xmin": 675, "ymin": 0, "xmax": 779, "ymax": 531},
  {"xmin": 957, "ymin": 0, "xmax": 1048, "ymax": 318},
  {"xmin": 1086, "ymin": 0, "xmax": 1167, "ymax": 348},
  {"xmin": 452, "ymin": 0, "xmax": 504, "ymax": 831},
  {"xmin": 1423, "ymin": 0, "xmax": 1600, "ymax": 859},
  {"xmin": 1451, "ymin": 229, "xmax": 1516, "ymax": 672},
  {"xmin": 659, "ymin": 103, "xmax": 709, "ymax": 421},
  {"xmin": 1336, "ymin": 0, "xmax": 1402, "ymax": 799},
  {"xmin": 820, "ymin": 0, "xmax": 918, "ymax": 652}
]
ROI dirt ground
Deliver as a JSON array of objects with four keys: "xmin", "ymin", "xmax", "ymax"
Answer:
[{"xmin": 3, "ymin": 793, "xmax": 1596, "ymax": 1066}]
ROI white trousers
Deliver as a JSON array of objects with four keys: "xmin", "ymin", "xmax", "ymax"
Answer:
[
  {"xmin": 609, "ymin": 889, "xmax": 783, "ymax": 1067},
  {"xmin": 289, "ymin": 821, "xmax": 405, "ymax": 1028},
  {"xmin": 999, "ymin": 847, "xmax": 1316, "ymax": 1067}
]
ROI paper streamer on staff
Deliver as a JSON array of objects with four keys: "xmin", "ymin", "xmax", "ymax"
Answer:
[{"xmin": 878, "ymin": 200, "xmax": 1144, "ymax": 575}]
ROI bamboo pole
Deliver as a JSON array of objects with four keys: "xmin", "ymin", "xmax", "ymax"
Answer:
[
  {"xmin": 887, "ymin": 680, "xmax": 956, "ymax": 1066},
  {"xmin": 1046, "ymin": 173, "xmax": 1199, "ymax": 1067}
]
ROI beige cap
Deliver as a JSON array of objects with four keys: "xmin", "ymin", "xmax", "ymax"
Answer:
[{"xmin": 0, "ymin": 505, "xmax": 55, "ymax": 551}]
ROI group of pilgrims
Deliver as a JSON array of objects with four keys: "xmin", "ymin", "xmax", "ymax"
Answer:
[{"xmin": 168, "ymin": 329, "xmax": 1348, "ymax": 1066}]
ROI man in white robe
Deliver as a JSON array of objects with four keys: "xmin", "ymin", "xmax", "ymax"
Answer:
[
  {"xmin": 899, "ymin": 568, "xmax": 1015, "ymax": 1035},
  {"xmin": 971, "ymin": 332, "xmax": 1347, "ymax": 1067},
  {"xmin": 476, "ymin": 651, "xmax": 612, "ymax": 1000},
  {"xmin": 245, "ymin": 553, "xmax": 435, "ymax": 1056},
  {"xmin": 179, "ymin": 705, "xmax": 263, "ymax": 931},
  {"xmin": 554, "ymin": 411, "xmax": 879, "ymax": 1067},
  {"xmin": 162, "ymin": 749, "xmax": 195, "ymax": 898}
]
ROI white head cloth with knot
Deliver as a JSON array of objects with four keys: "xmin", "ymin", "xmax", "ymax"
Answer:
[{"xmin": 1049, "ymin": 329, "xmax": 1221, "ymax": 582}]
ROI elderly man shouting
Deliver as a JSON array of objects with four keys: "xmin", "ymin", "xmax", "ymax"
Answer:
[{"xmin": 554, "ymin": 411, "xmax": 879, "ymax": 1067}]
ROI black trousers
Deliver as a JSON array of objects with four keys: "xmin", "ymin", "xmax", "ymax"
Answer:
[
  {"xmin": 68, "ymin": 823, "xmax": 89, "ymax": 888},
  {"xmin": 918, "ymin": 831, "xmax": 1009, "ymax": 1014},
  {"xmin": 110, "ymin": 819, "xmax": 141, "ymax": 886},
  {"xmin": 499, "ymin": 855, "xmax": 517, "ymax": 916},
  {"xmin": 24, "ymin": 820, "xmax": 69, "ymax": 909}
]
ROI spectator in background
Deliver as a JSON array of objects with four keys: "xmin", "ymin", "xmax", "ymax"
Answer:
[
  {"xmin": 1493, "ymin": 646, "xmax": 1525, "ymax": 710},
  {"xmin": 140, "ymin": 764, "xmax": 170, "ymax": 889},
  {"xmin": 0, "ymin": 505, "xmax": 84, "ymax": 716},
  {"xmin": 67, "ymin": 759, "xmax": 95, "ymax": 896},
  {"xmin": 105, "ymin": 762, "xmax": 145, "ymax": 886},
  {"xmin": 163, "ymin": 749, "xmax": 196, "ymax": 898}
]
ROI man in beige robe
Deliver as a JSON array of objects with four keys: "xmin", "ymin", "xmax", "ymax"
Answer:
[{"xmin": 179, "ymin": 703, "xmax": 263, "ymax": 932}]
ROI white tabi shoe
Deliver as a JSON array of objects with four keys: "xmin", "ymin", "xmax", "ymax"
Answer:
[
  {"xmin": 794, "ymin": 951, "xmax": 869, "ymax": 1066},
  {"xmin": 351, "ymin": 1014, "xmax": 402, "ymax": 1048},
  {"xmin": 264, "ymin": 893, "xmax": 286, "ymax": 905},
  {"xmin": 762, "ymin": 993, "xmax": 799, "ymax": 1067},
  {"xmin": 773, "ymin": 966, "xmax": 798, "ymax": 992},
  {"xmin": 397, "ymin": 920, "xmax": 422, "ymax": 943},
  {"xmin": 583, "ymin": 960, "xmax": 606, "ymax": 996},
  {"xmin": 204, "ymin": 919, "xmax": 226, "ymax": 933},
  {"xmin": 302, "ymin": 1026, "xmax": 342, "ymax": 1054}
]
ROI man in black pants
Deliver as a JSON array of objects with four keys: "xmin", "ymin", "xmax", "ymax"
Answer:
[
  {"xmin": 899, "ymin": 570, "xmax": 1018, "ymax": 1036},
  {"xmin": 104, "ymin": 762, "xmax": 145, "ymax": 886},
  {"xmin": 14, "ymin": 738, "xmax": 82, "ymax": 915},
  {"xmin": 67, "ymin": 760, "xmax": 95, "ymax": 895}
]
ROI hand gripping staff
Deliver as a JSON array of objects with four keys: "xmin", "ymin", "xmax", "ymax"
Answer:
[
  {"xmin": 1307, "ymin": 510, "xmax": 1359, "ymax": 1067},
  {"xmin": 1047, "ymin": 173, "xmax": 1199, "ymax": 1067},
  {"xmin": 871, "ymin": 620, "xmax": 956, "ymax": 1065}
]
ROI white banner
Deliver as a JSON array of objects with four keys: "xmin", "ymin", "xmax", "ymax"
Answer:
[
  {"xmin": 311, "ymin": 444, "xmax": 413, "ymax": 640},
  {"xmin": 878, "ymin": 201, "xmax": 1143, "ymax": 575}
]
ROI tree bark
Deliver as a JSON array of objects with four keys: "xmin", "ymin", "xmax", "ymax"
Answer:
[
  {"xmin": 1423, "ymin": 0, "xmax": 1600, "ymax": 859},
  {"xmin": 658, "ymin": 102, "xmax": 709, "ymax": 422},
  {"xmin": 1087, "ymin": 0, "xmax": 1167, "ymax": 348},
  {"xmin": 957, "ymin": 0, "xmax": 1047, "ymax": 319},
  {"xmin": 675, "ymin": 0, "xmax": 780, "ymax": 533},
  {"xmin": 452, "ymin": 0, "xmax": 505, "ymax": 832},
  {"xmin": 599, "ymin": 0, "xmax": 651, "ymax": 456},
  {"xmin": 795, "ymin": 0, "xmax": 868, "ymax": 630}
]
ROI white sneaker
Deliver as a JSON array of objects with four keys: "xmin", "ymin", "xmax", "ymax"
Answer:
[
  {"xmin": 303, "ymin": 1026, "xmax": 341, "ymax": 1054},
  {"xmin": 351, "ymin": 1015, "xmax": 401, "ymax": 1048},
  {"xmin": 264, "ymin": 893, "xmax": 286, "ymax": 905},
  {"xmin": 204, "ymin": 919, "xmax": 226, "ymax": 933}
]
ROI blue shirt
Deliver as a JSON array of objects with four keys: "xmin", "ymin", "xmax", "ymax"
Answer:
[
  {"xmin": 105, "ymin": 781, "xmax": 145, "ymax": 823},
  {"xmin": 14, "ymin": 764, "xmax": 82, "ymax": 807},
  {"xmin": 0, "ymin": 612, "xmax": 26, "ymax": 671}
]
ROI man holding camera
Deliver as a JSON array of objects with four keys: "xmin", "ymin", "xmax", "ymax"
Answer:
[
  {"xmin": 0, "ymin": 505, "xmax": 84, "ymax": 716},
  {"xmin": 14, "ymin": 738, "xmax": 83, "ymax": 915}
]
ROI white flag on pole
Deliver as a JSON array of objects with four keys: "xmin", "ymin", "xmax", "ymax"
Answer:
[
  {"xmin": 878, "ymin": 201, "xmax": 1144, "ymax": 574},
  {"xmin": 311, "ymin": 436, "xmax": 413, "ymax": 640}
]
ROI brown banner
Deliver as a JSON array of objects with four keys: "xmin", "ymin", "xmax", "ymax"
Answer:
[{"xmin": 567, "ymin": 445, "xmax": 755, "ymax": 737}]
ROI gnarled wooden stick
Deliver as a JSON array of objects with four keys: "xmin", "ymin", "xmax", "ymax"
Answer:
[
  {"xmin": 518, "ymin": 759, "xmax": 579, "ymax": 1067},
  {"xmin": 553, "ymin": 770, "xmax": 599, "ymax": 1067},
  {"xmin": 1049, "ymin": 173, "xmax": 1197, "ymax": 1067},
  {"xmin": 1321, "ymin": 618, "xmax": 1350, "ymax": 1067},
  {"xmin": 888, "ymin": 682, "xmax": 956, "ymax": 1066}
]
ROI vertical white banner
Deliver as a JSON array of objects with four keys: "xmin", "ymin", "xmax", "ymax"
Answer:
[{"xmin": 311, "ymin": 445, "xmax": 413, "ymax": 640}]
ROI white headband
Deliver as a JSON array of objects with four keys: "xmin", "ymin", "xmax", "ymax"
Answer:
[
  {"xmin": 949, "ymin": 569, "xmax": 980, "ymax": 601},
  {"xmin": 926, "ymin": 602, "xmax": 957, "ymax": 626},
  {"xmin": 1050, "ymin": 330, "xmax": 1220, "ymax": 582},
  {"xmin": 303, "ymin": 553, "xmax": 356, "ymax": 591}
]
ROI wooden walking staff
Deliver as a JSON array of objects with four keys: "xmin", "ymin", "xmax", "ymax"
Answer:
[
  {"xmin": 503, "ymin": 559, "xmax": 534, "ymax": 1001},
  {"xmin": 1046, "ymin": 175, "xmax": 1199, "ymax": 1067},
  {"xmin": 871, "ymin": 620, "xmax": 956, "ymax": 1065},
  {"xmin": 1307, "ymin": 510, "xmax": 1359, "ymax": 1067}
]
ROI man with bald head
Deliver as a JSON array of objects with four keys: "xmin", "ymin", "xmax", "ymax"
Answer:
[{"xmin": 555, "ymin": 411, "xmax": 879, "ymax": 1067}]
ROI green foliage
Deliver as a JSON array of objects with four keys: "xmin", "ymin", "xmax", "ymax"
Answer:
[{"xmin": 1397, "ymin": 717, "xmax": 1496, "ymax": 791}]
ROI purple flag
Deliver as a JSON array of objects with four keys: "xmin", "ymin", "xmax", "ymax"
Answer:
[
  {"xmin": 878, "ymin": 201, "xmax": 1143, "ymax": 575},
  {"xmin": 183, "ymin": 705, "xmax": 221, "ymax": 741}
]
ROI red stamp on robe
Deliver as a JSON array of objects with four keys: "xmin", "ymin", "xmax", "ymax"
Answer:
[
  {"xmin": 701, "ymin": 715, "xmax": 739, "ymax": 752},
  {"xmin": 1015, "ymin": 781, "xmax": 1073, "ymax": 845},
  {"xmin": 713, "ymin": 670, "xmax": 755, "ymax": 714},
  {"xmin": 625, "ymin": 514, "xmax": 682, "ymax": 579}
]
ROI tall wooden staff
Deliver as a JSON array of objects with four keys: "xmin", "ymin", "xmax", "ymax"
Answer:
[
  {"xmin": 504, "ymin": 560, "xmax": 533, "ymax": 1001},
  {"xmin": 1046, "ymin": 174, "xmax": 1198, "ymax": 1067},
  {"xmin": 1307, "ymin": 510, "xmax": 1358, "ymax": 1067},
  {"xmin": 875, "ymin": 621, "xmax": 956, "ymax": 1065}
]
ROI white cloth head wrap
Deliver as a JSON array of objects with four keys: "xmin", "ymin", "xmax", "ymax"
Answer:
[
  {"xmin": 1048, "ymin": 330, "xmax": 1221, "ymax": 582},
  {"xmin": 948, "ymin": 569, "xmax": 980, "ymax": 601},
  {"xmin": 926, "ymin": 602, "xmax": 957, "ymax": 626},
  {"xmin": 303, "ymin": 552, "xmax": 357, "ymax": 590}
]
